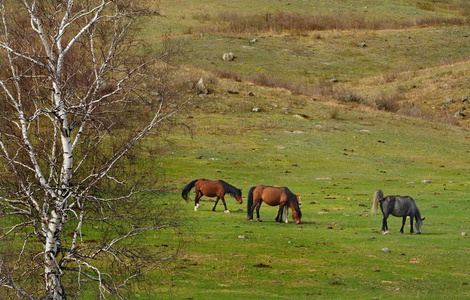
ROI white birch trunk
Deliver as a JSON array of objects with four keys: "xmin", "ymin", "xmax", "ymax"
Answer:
[{"xmin": 1, "ymin": 1, "xmax": 185, "ymax": 298}]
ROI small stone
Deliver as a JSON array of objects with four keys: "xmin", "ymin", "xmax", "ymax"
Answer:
[
  {"xmin": 443, "ymin": 98, "xmax": 453, "ymax": 104},
  {"xmin": 195, "ymin": 78, "xmax": 208, "ymax": 94},
  {"xmin": 461, "ymin": 232, "xmax": 467, "ymax": 236},
  {"xmin": 381, "ymin": 248, "xmax": 392, "ymax": 253},
  {"xmin": 222, "ymin": 52, "xmax": 234, "ymax": 61},
  {"xmin": 238, "ymin": 235, "xmax": 250, "ymax": 239},
  {"xmin": 422, "ymin": 180, "xmax": 432, "ymax": 184},
  {"xmin": 252, "ymin": 107, "xmax": 261, "ymax": 112}
]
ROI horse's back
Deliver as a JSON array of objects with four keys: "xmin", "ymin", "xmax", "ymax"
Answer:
[
  {"xmin": 260, "ymin": 186, "xmax": 287, "ymax": 206},
  {"xmin": 387, "ymin": 195, "xmax": 418, "ymax": 216},
  {"xmin": 197, "ymin": 179, "xmax": 224, "ymax": 197}
]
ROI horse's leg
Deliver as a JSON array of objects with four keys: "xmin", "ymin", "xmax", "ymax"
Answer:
[
  {"xmin": 409, "ymin": 215, "xmax": 414, "ymax": 234},
  {"xmin": 275, "ymin": 207, "xmax": 282, "ymax": 222},
  {"xmin": 248, "ymin": 198, "xmax": 257, "ymax": 221},
  {"xmin": 276, "ymin": 204, "xmax": 286, "ymax": 223},
  {"xmin": 212, "ymin": 197, "xmax": 220, "ymax": 212},
  {"xmin": 400, "ymin": 216, "xmax": 406, "ymax": 234},
  {"xmin": 382, "ymin": 213, "xmax": 390, "ymax": 234},
  {"xmin": 220, "ymin": 196, "xmax": 230, "ymax": 213},
  {"xmin": 256, "ymin": 202, "xmax": 262, "ymax": 222},
  {"xmin": 194, "ymin": 191, "xmax": 202, "ymax": 211}
]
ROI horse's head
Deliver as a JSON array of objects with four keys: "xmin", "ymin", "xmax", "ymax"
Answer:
[
  {"xmin": 235, "ymin": 189, "xmax": 243, "ymax": 204},
  {"xmin": 291, "ymin": 208, "xmax": 302, "ymax": 224},
  {"xmin": 415, "ymin": 217, "xmax": 425, "ymax": 234}
]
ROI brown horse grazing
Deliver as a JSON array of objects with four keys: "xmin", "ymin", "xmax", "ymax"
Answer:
[
  {"xmin": 372, "ymin": 189, "xmax": 425, "ymax": 234},
  {"xmin": 247, "ymin": 185, "xmax": 302, "ymax": 224},
  {"xmin": 182, "ymin": 179, "xmax": 242, "ymax": 213}
]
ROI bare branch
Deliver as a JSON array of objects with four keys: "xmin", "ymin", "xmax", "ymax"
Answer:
[{"xmin": 1, "ymin": 1, "xmax": 186, "ymax": 298}]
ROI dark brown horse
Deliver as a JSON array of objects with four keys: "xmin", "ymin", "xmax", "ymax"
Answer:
[
  {"xmin": 372, "ymin": 189, "xmax": 425, "ymax": 234},
  {"xmin": 247, "ymin": 185, "xmax": 302, "ymax": 224},
  {"xmin": 182, "ymin": 179, "xmax": 242, "ymax": 212}
]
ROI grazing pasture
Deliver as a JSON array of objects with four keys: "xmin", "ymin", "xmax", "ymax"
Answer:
[
  {"xmin": 139, "ymin": 78, "xmax": 469, "ymax": 299},
  {"xmin": 137, "ymin": 1, "xmax": 470, "ymax": 296}
]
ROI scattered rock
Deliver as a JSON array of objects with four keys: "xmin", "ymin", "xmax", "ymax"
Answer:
[
  {"xmin": 238, "ymin": 235, "xmax": 250, "ymax": 239},
  {"xmin": 381, "ymin": 248, "xmax": 392, "ymax": 253},
  {"xmin": 293, "ymin": 114, "xmax": 310, "ymax": 119},
  {"xmin": 227, "ymin": 90, "xmax": 239, "ymax": 94},
  {"xmin": 252, "ymin": 107, "xmax": 261, "ymax": 112},
  {"xmin": 247, "ymin": 91, "xmax": 255, "ymax": 96},
  {"xmin": 195, "ymin": 78, "xmax": 208, "ymax": 94},
  {"xmin": 330, "ymin": 78, "xmax": 338, "ymax": 83},
  {"xmin": 358, "ymin": 42, "xmax": 367, "ymax": 47},
  {"xmin": 422, "ymin": 180, "xmax": 432, "ymax": 184},
  {"xmin": 222, "ymin": 52, "xmax": 234, "ymax": 61},
  {"xmin": 461, "ymin": 232, "xmax": 467, "ymax": 236},
  {"xmin": 443, "ymin": 98, "xmax": 453, "ymax": 104},
  {"xmin": 462, "ymin": 95, "xmax": 468, "ymax": 102},
  {"xmin": 454, "ymin": 109, "xmax": 466, "ymax": 119}
]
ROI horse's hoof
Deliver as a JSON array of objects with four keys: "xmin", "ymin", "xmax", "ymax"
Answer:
[
  {"xmin": 224, "ymin": 210, "xmax": 230, "ymax": 213},
  {"xmin": 257, "ymin": 219, "xmax": 263, "ymax": 222},
  {"xmin": 383, "ymin": 231, "xmax": 390, "ymax": 234}
]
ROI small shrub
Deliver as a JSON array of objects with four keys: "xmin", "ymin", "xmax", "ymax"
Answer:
[
  {"xmin": 329, "ymin": 107, "xmax": 340, "ymax": 119},
  {"xmin": 252, "ymin": 73, "xmax": 293, "ymax": 90},
  {"xmin": 335, "ymin": 88, "xmax": 367, "ymax": 104},
  {"xmin": 375, "ymin": 92, "xmax": 401, "ymax": 112}
]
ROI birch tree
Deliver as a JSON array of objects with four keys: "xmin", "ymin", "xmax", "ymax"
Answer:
[{"xmin": 0, "ymin": 1, "xmax": 187, "ymax": 298}]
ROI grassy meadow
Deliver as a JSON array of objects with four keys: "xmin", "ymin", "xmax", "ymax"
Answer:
[
  {"xmin": 134, "ymin": 0, "xmax": 470, "ymax": 299},
  {"xmin": 144, "ymin": 79, "xmax": 469, "ymax": 299}
]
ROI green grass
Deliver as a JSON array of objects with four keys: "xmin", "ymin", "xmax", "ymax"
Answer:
[
  {"xmin": 78, "ymin": 0, "xmax": 470, "ymax": 296},
  {"xmin": 85, "ymin": 1, "xmax": 470, "ymax": 297},
  {"xmin": 135, "ymin": 79, "xmax": 470, "ymax": 299}
]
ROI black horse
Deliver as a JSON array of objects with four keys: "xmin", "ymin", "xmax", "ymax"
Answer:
[{"xmin": 372, "ymin": 189, "xmax": 425, "ymax": 234}]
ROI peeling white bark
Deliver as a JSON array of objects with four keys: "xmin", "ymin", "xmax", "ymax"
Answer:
[{"xmin": 0, "ymin": 1, "xmax": 186, "ymax": 298}]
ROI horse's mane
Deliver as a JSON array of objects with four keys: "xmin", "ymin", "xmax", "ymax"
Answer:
[
  {"xmin": 284, "ymin": 187, "xmax": 302, "ymax": 218},
  {"xmin": 405, "ymin": 196, "xmax": 422, "ymax": 219},
  {"xmin": 219, "ymin": 180, "xmax": 240, "ymax": 198}
]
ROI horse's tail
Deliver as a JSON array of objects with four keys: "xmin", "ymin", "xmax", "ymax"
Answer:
[
  {"xmin": 372, "ymin": 189, "xmax": 384, "ymax": 214},
  {"xmin": 182, "ymin": 179, "xmax": 198, "ymax": 201},
  {"xmin": 247, "ymin": 186, "xmax": 256, "ymax": 219}
]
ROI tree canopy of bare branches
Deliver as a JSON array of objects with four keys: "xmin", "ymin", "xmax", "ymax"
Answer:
[{"xmin": 0, "ymin": 1, "xmax": 188, "ymax": 298}]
